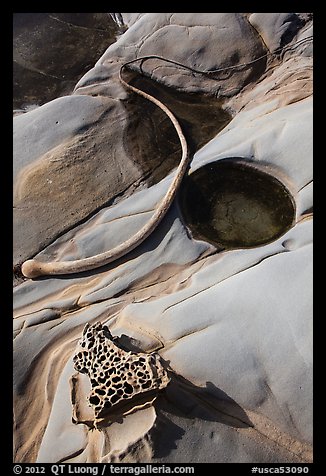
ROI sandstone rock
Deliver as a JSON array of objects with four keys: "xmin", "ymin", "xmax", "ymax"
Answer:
[
  {"xmin": 13, "ymin": 96, "xmax": 143, "ymax": 265},
  {"xmin": 72, "ymin": 322, "xmax": 170, "ymax": 422},
  {"xmin": 248, "ymin": 13, "xmax": 304, "ymax": 53},
  {"xmin": 13, "ymin": 12, "xmax": 313, "ymax": 464}
]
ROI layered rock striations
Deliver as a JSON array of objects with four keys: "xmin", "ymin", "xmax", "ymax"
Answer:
[{"xmin": 13, "ymin": 13, "xmax": 313, "ymax": 463}]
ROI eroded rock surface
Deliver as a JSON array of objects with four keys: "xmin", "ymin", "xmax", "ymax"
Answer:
[
  {"xmin": 13, "ymin": 13, "xmax": 313, "ymax": 463},
  {"xmin": 73, "ymin": 322, "xmax": 170, "ymax": 422}
]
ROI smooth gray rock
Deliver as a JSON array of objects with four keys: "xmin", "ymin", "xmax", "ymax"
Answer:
[
  {"xmin": 13, "ymin": 95, "xmax": 109, "ymax": 179},
  {"xmin": 77, "ymin": 13, "xmax": 268, "ymax": 97},
  {"xmin": 13, "ymin": 12, "xmax": 313, "ymax": 464},
  {"xmin": 248, "ymin": 13, "xmax": 303, "ymax": 53}
]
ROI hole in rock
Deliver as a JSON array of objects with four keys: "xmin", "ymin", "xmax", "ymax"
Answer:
[
  {"xmin": 89, "ymin": 395, "xmax": 100, "ymax": 405},
  {"xmin": 178, "ymin": 159, "xmax": 295, "ymax": 249},
  {"xmin": 110, "ymin": 394, "xmax": 120, "ymax": 404},
  {"xmin": 95, "ymin": 388, "xmax": 106, "ymax": 396},
  {"xmin": 124, "ymin": 383, "xmax": 134, "ymax": 395}
]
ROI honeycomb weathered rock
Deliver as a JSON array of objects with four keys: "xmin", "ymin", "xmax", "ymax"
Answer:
[{"xmin": 72, "ymin": 322, "xmax": 170, "ymax": 421}]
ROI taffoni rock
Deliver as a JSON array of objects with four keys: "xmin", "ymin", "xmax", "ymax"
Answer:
[{"xmin": 13, "ymin": 13, "xmax": 313, "ymax": 463}]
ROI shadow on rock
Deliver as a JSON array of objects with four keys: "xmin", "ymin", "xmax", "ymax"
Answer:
[
  {"xmin": 70, "ymin": 328, "xmax": 253, "ymax": 459},
  {"xmin": 103, "ymin": 333, "xmax": 253, "ymax": 428},
  {"xmin": 149, "ymin": 371, "xmax": 253, "ymax": 458}
]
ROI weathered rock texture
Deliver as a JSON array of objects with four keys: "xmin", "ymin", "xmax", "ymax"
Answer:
[
  {"xmin": 13, "ymin": 13, "xmax": 118, "ymax": 110},
  {"xmin": 13, "ymin": 13, "xmax": 313, "ymax": 463},
  {"xmin": 73, "ymin": 322, "xmax": 170, "ymax": 423}
]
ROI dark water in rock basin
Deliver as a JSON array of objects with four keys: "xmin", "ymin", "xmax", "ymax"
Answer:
[
  {"xmin": 13, "ymin": 13, "xmax": 119, "ymax": 110},
  {"xmin": 123, "ymin": 71, "xmax": 232, "ymax": 186},
  {"xmin": 178, "ymin": 159, "xmax": 296, "ymax": 249}
]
